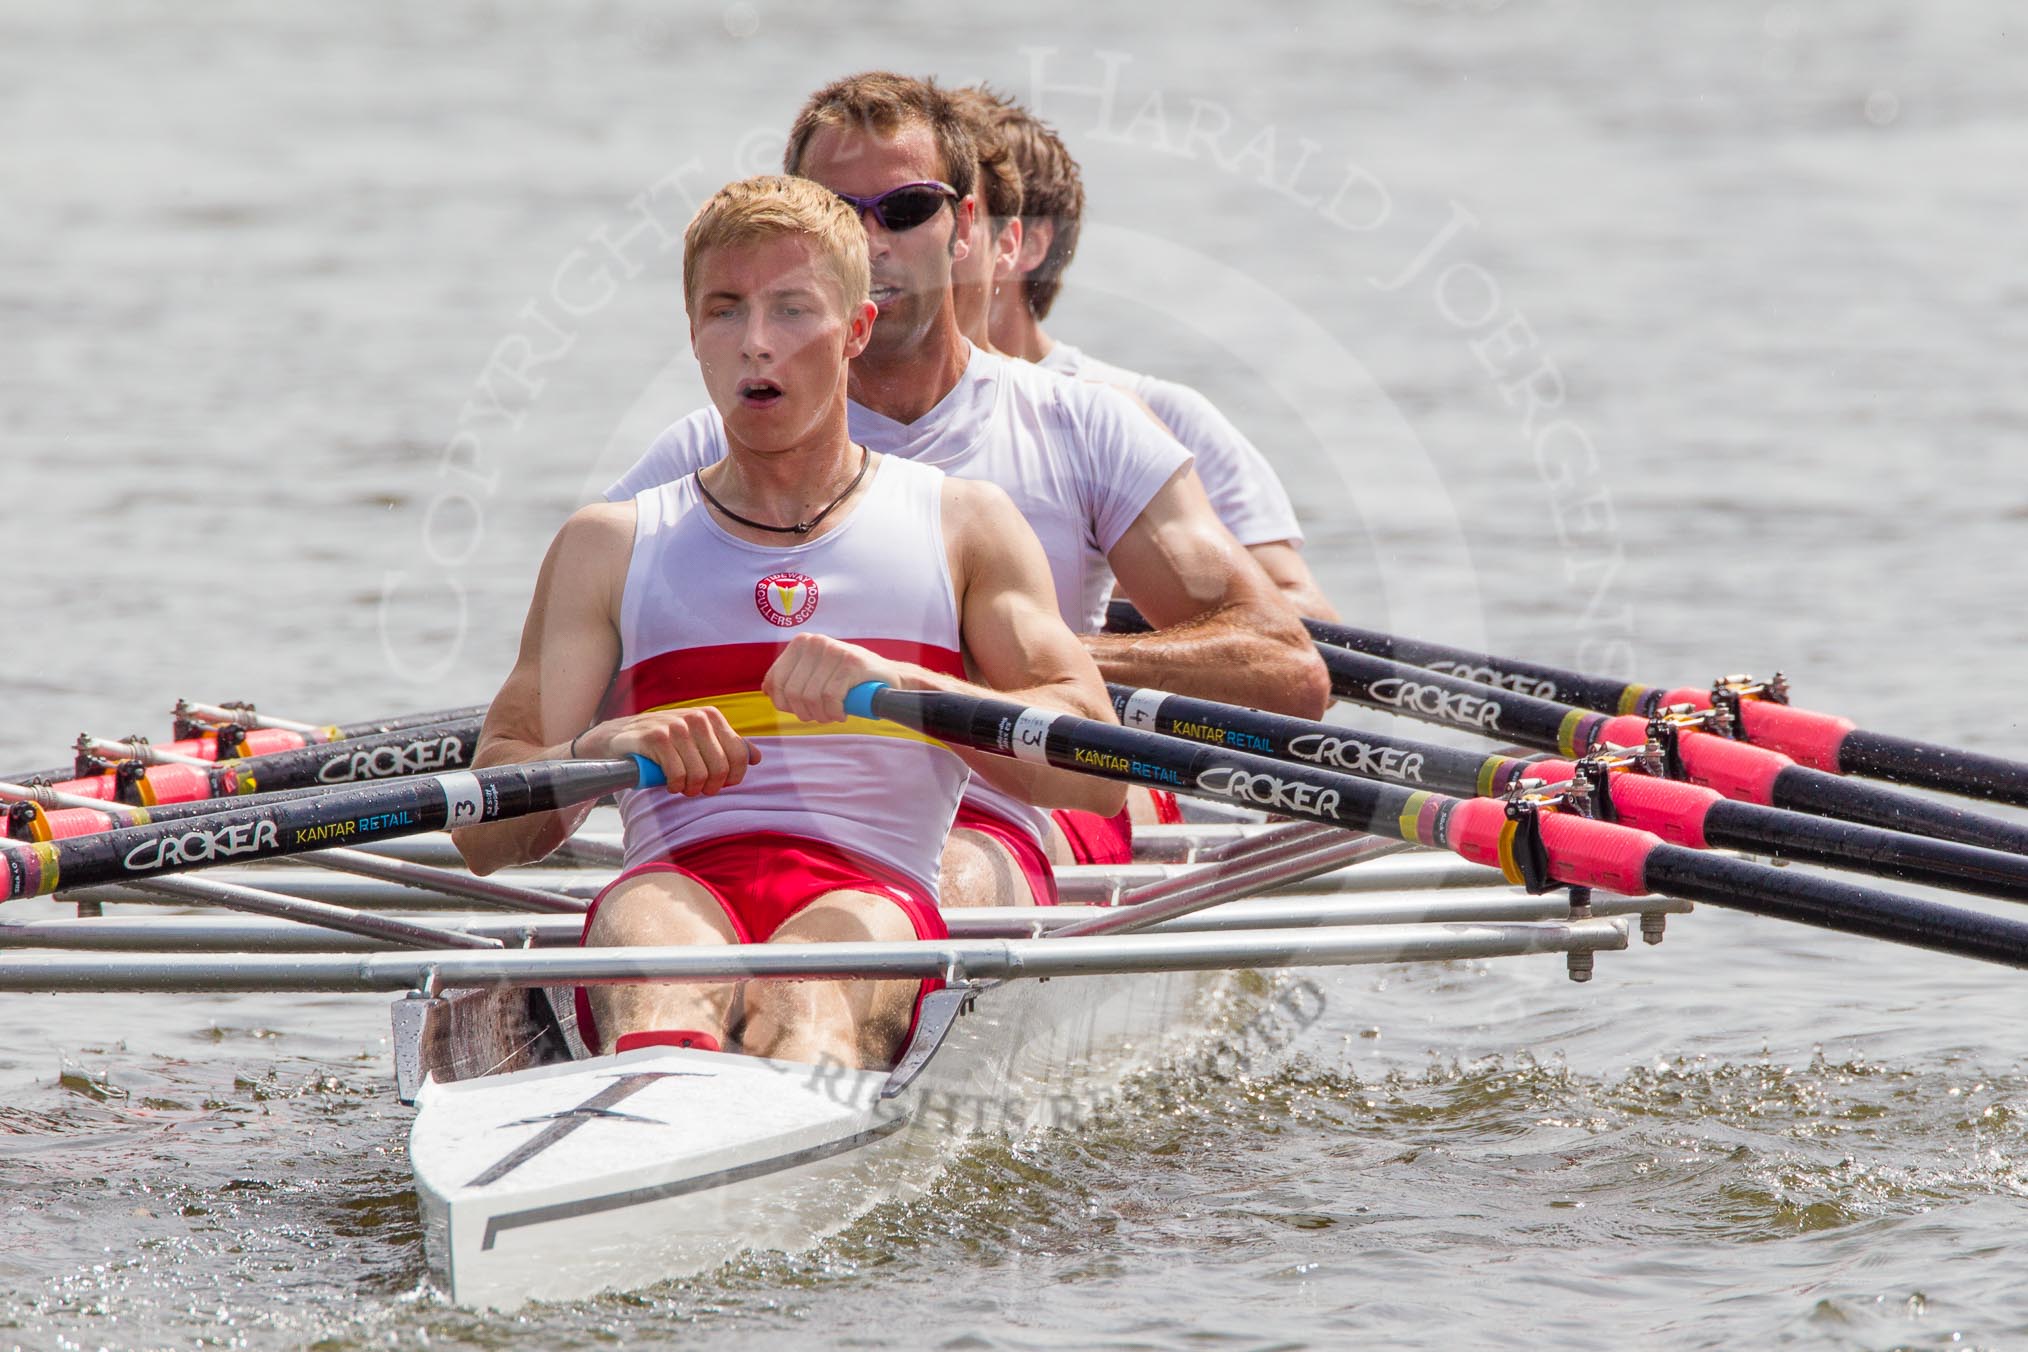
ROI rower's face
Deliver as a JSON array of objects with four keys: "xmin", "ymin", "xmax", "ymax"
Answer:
[
  {"xmin": 687, "ymin": 234, "xmax": 874, "ymax": 452},
  {"xmin": 797, "ymin": 121, "xmax": 973, "ymax": 360}
]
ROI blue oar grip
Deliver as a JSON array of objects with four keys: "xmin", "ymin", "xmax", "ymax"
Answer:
[
  {"xmin": 631, "ymin": 754, "xmax": 666, "ymax": 789},
  {"xmin": 844, "ymin": 680, "xmax": 890, "ymax": 720}
]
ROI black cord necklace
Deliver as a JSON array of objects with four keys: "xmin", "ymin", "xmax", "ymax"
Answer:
[{"xmin": 695, "ymin": 446, "xmax": 871, "ymax": 536}]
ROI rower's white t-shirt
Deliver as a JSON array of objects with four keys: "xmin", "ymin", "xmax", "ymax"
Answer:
[{"xmin": 1036, "ymin": 342, "xmax": 1303, "ymax": 549}]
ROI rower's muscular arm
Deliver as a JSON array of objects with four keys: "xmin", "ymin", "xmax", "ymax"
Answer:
[
  {"xmin": 457, "ymin": 504, "xmax": 759, "ymax": 875},
  {"xmin": 456, "ymin": 502, "xmax": 628, "ymax": 871},
  {"xmin": 451, "ymin": 504, "xmax": 631, "ymax": 875},
  {"xmin": 1247, "ymin": 540, "xmax": 1341, "ymax": 622},
  {"xmin": 1092, "ymin": 467, "xmax": 1331, "ymax": 718}
]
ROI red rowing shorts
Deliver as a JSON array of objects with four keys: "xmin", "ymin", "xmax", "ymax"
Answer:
[
  {"xmin": 951, "ymin": 800, "xmax": 1060, "ymax": 906},
  {"xmin": 575, "ymin": 831, "xmax": 946, "ymax": 1057},
  {"xmin": 1051, "ymin": 805, "xmax": 1135, "ymax": 866},
  {"xmin": 1149, "ymin": 790, "xmax": 1184, "ymax": 824}
]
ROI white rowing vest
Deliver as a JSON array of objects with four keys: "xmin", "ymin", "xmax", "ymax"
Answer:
[
  {"xmin": 606, "ymin": 453, "xmax": 967, "ymax": 895},
  {"xmin": 605, "ymin": 344, "xmax": 1189, "ymax": 849}
]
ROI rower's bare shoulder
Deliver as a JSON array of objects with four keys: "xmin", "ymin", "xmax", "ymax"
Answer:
[
  {"xmin": 552, "ymin": 499, "xmax": 635, "ymax": 554},
  {"xmin": 938, "ymin": 474, "xmax": 1023, "ymax": 538},
  {"xmin": 536, "ymin": 500, "xmax": 637, "ymax": 600}
]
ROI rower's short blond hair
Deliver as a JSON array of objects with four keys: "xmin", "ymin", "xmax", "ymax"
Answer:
[{"xmin": 682, "ymin": 175, "xmax": 871, "ymax": 315}]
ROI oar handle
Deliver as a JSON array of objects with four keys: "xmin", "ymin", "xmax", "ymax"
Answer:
[
  {"xmin": 631, "ymin": 754, "xmax": 666, "ymax": 788},
  {"xmin": 844, "ymin": 680, "xmax": 890, "ymax": 720},
  {"xmin": 1107, "ymin": 599, "xmax": 1660, "ymax": 716}
]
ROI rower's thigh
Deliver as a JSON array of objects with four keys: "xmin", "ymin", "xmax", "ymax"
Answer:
[
  {"xmin": 585, "ymin": 868, "xmax": 739, "ymax": 948},
  {"xmin": 1042, "ymin": 817, "xmax": 1076, "ymax": 866},
  {"xmin": 582, "ymin": 868, "xmax": 742, "ymax": 1042}
]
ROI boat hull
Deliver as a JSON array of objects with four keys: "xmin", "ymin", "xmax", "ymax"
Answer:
[{"xmin": 410, "ymin": 965, "xmax": 1225, "ymax": 1307}]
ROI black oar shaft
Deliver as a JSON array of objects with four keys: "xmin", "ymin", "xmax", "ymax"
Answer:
[
  {"xmin": 1315, "ymin": 644, "xmax": 1610, "ymax": 756},
  {"xmin": 0, "ymin": 758, "xmax": 641, "ymax": 901},
  {"xmin": 1316, "ymin": 643, "xmax": 2028, "ymax": 858},
  {"xmin": 1839, "ymin": 729, "xmax": 2028, "ymax": 810},
  {"xmin": 331, "ymin": 705, "xmax": 491, "ymax": 740},
  {"xmin": 1643, "ymin": 847, "xmax": 2028, "ymax": 968},
  {"xmin": 222, "ymin": 717, "xmax": 484, "ymax": 794},
  {"xmin": 8, "ymin": 717, "xmax": 484, "ymax": 806},
  {"xmin": 1701, "ymin": 800, "xmax": 2028, "ymax": 900},
  {"xmin": 1118, "ymin": 683, "xmax": 2028, "ymax": 902},
  {"xmin": 1301, "ymin": 612, "xmax": 2028, "ymax": 812},
  {"xmin": 1768, "ymin": 768, "xmax": 2028, "ymax": 858},
  {"xmin": 898, "ymin": 686, "xmax": 1414, "ymax": 836},
  {"xmin": 27, "ymin": 779, "xmax": 366, "ymax": 837},
  {"xmin": 1122, "ymin": 600, "xmax": 2028, "ymax": 813},
  {"xmin": 1108, "ymin": 598, "xmax": 1657, "ymax": 717},
  {"xmin": 1109, "ymin": 684, "xmax": 1534, "ymax": 798},
  {"xmin": 1306, "ymin": 617, "xmax": 1658, "ymax": 716},
  {"xmin": 855, "ymin": 685, "xmax": 2028, "ymax": 969}
]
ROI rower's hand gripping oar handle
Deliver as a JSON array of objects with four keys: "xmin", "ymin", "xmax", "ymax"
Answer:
[{"xmin": 630, "ymin": 755, "xmax": 667, "ymax": 789}]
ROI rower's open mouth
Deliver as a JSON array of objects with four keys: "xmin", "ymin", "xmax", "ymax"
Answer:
[
  {"xmin": 869, "ymin": 283, "xmax": 901, "ymax": 308},
  {"xmin": 739, "ymin": 379, "xmax": 784, "ymax": 406}
]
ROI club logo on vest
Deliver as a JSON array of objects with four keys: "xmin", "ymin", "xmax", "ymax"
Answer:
[{"xmin": 755, "ymin": 572, "xmax": 819, "ymax": 627}]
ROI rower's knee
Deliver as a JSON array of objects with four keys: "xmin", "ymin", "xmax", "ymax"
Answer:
[
  {"xmin": 583, "ymin": 871, "xmax": 739, "ymax": 1052},
  {"xmin": 939, "ymin": 828, "xmax": 1037, "ymax": 908},
  {"xmin": 745, "ymin": 891, "xmax": 921, "ymax": 1068},
  {"xmin": 1125, "ymin": 786, "xmax": 1164, "ymax": 827}
]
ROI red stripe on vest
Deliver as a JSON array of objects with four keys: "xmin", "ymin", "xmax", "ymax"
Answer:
[{"xmin": 603, "ymin": 639, "xmax": 965, "ymax": 720}]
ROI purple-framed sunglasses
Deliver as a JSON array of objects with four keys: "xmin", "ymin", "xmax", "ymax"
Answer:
[{"xmin": 831, "ymin": 180, "xmax": 960, "ymax": 232}]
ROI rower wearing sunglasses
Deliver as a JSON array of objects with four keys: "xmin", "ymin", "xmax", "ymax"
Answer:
[{"xmin": 607, "ymin": 72, "xmax": 1329, "ymax": 911}]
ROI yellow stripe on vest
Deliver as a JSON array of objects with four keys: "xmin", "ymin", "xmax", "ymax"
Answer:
[{"xmin": 646, "ymin": 691, "xmax": 949, "ymax": 747}]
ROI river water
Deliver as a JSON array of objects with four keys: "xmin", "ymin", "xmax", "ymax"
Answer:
[{"xmin": 4, "ymin": 2, "xmax": 2026, "ymax": 1348}]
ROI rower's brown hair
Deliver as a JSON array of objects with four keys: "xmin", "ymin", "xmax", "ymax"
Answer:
[
  {"xmin": 682, "ymin": 175, "xmax": 871, "ymax": 315},
  {"xmin": 968, "ymin": 88, "xmax": 1083, "ymax": 319},
  {"xmin": 784, "ymin": 72, "xmax": 979, "ymax": 206},
  {"xmin": 947, "ymin": 86, "xmax": 1024, "ymax": 225}
]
